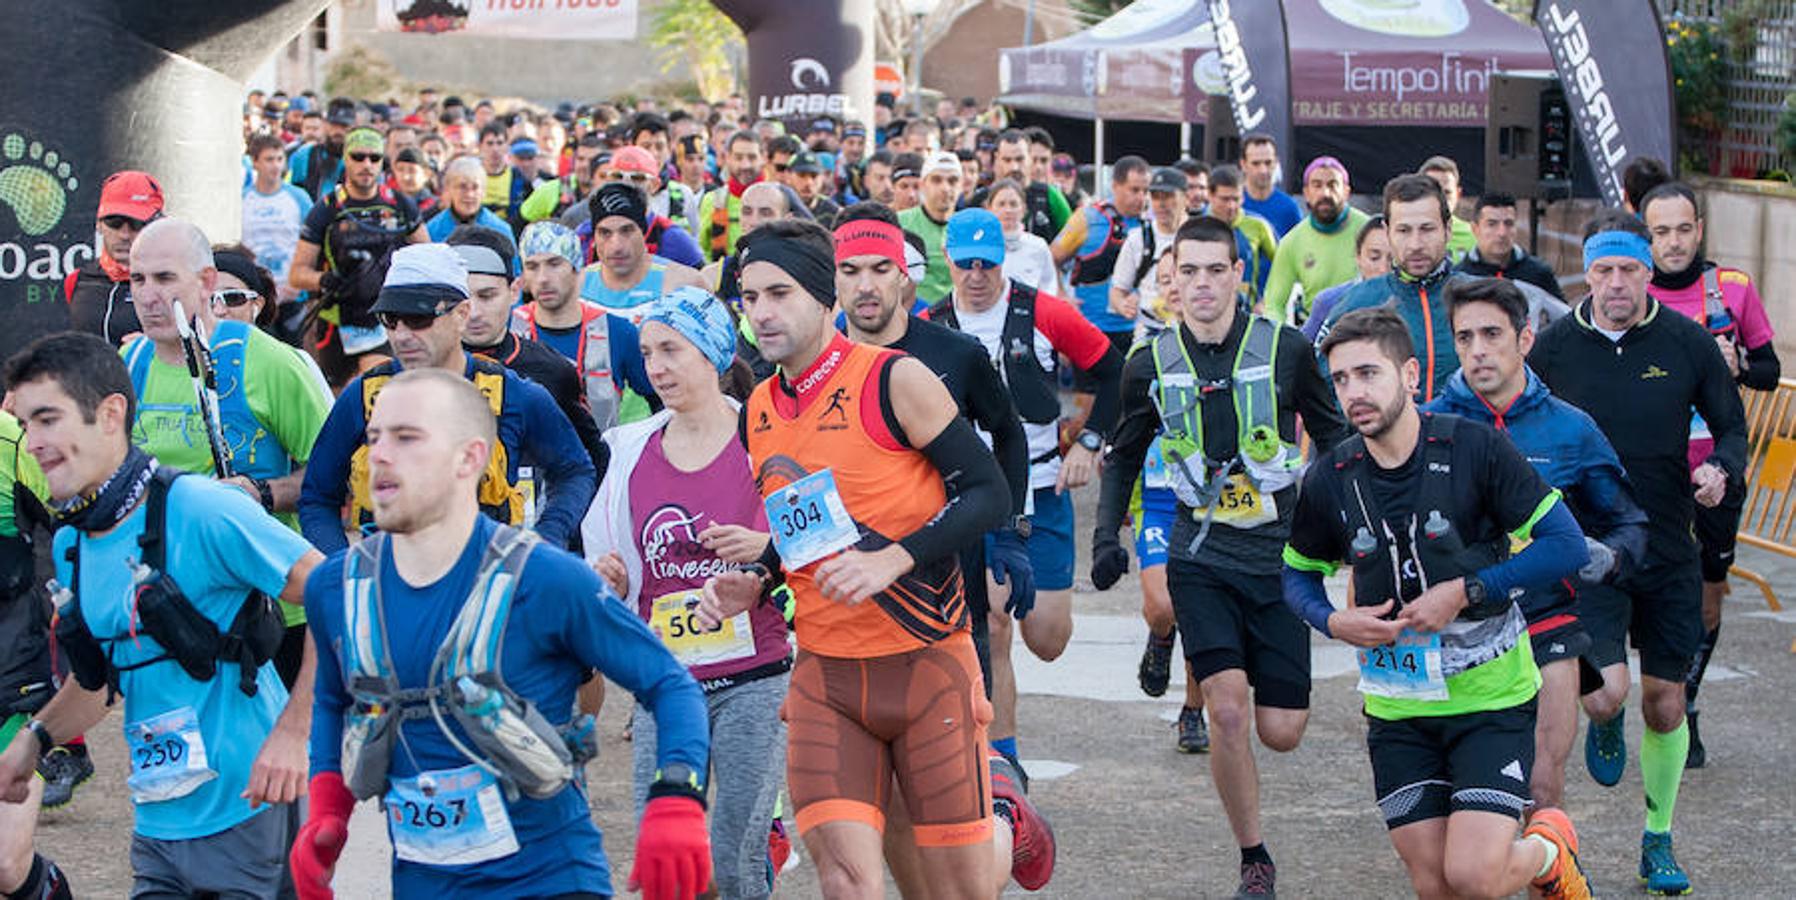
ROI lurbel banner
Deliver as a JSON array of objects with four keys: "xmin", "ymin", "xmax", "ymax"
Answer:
[
  {"xmin": 1204, "ymin": 0, "xmax": 1295, "ymax": 183},
  {"xmin": 378, "ymin": 0, "xmax": 639, "ymax": 39},
  {"xmin": 714, "ymin": 0, "xmax": 876, "ymax": 129},
  {"xmin": 1533, "ymin": 0, "xmax": 1676, "ymax": 206}
]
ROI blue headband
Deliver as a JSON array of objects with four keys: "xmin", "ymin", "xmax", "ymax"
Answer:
[
  {"xmin": 1582, "ymin": 230, "xmax": 1651, "ymax": 270},
  {"xmin": 643, "ymin": 286, "xmax": 736, "ymax": 374}
]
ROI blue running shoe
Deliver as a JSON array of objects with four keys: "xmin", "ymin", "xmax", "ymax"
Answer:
[
  {"xmin": 1640, "ymin": 830, "xmax": 1692, "ymax": 895},
  {"xmin": 1584, "ymin": 710, "xmax": 1626, "ymax": 787}
]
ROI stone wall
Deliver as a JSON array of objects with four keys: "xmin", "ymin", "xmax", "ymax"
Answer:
[{"xmin": 1693, "ymin": 176, "xmax": 1796, "ymax": 362}]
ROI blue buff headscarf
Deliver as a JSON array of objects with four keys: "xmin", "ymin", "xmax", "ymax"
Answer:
[
  {"xmin": 1582, "ymin": 230, "xmax": 1652, "ymax": 270},
  {"xmin": 643, "ymin": 285, "xmax": 736, "ymax": 374}
]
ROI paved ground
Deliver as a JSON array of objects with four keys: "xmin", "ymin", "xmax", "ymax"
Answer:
[{"xmin": 31, "ymin": 480, "xmax": 1796, "ymax": 897}]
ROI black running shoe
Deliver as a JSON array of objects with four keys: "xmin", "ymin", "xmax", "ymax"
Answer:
[
  {"xmin": 38, "ymin": 746, "xmax": 93, "ymax": 809},
  {"xmin": 1177, "ymin": 706, "xmax": 1210, "ymax": 754},
  {"xmin": 1138, "ymin": 628, "xmax": 1175, "ymax": 698},
  {"xmin": 1235, "ymin": 860, "xmax": 1276, "ymax": 898}
]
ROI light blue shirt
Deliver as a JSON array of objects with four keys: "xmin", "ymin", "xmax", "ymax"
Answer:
[{"xmin": 54, "ymin": 475, "xmax": 310, "ymax": 840}]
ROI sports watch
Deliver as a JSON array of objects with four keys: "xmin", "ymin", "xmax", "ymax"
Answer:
[
  {"xmin": 1010, "ymin": 515, "xmax": 1033, "ymax": 540},
  {"xmin": 648, "ymin": 761, "xmax": 706, "ymax": 806},
  {"xmin": 1075, "ymin": 429, "xmax": 1103, "ymax": 453}
]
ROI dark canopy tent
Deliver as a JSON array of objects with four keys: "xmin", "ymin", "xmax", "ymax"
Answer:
[{"xmin": 997, "ymin": 0, "xmax": 1557, "ymax": 193}]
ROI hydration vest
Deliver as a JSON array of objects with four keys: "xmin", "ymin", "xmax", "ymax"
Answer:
[
  {"xmin": 337, "ymin": 525, "xmax": 597, "ymax": 801},
  {"xmin": 52, "ymin": 469, "xmax": 286, "ymax": 699},
  {"xmin": 321, "ymin": 183, "xmax": 411, "ymax": 327},
  {"xmin": 1331, "ymin": 413, "xmax": 1525, "ymax": 676},
  {"xmin": 1068, "ymin": 201, "xmax": 1131, "ymax": 287},
  {"xmin": 510, "ymin": 301, "xmax": 619, "ymax": 430},
  {"xmin": 1699, "ymin": 266, "xmax": 1733, "ymax": 336},
  {"xmin": 123, "ymin": 321, "xmax": 292, "ymax": 481},
  {"xmin": 579, "ymin": 261, "xmax": 667, "ymax": 321},
  {"xmin": 1023, "ymin": 181, "xmax": 1056, "ymax": 241},
  {"xmin": 348, "ymin": 358, "xmax": 523, "ymax": 532},
  {"xmin": 1149, "ymin": 317, "xmax": 1302, "ymax": 508},
  {"xmin": 928, "ymin": 282, "xmax": 1060, "ymax": 425}
]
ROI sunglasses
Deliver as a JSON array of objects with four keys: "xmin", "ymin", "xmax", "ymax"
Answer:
[
  {"xmin": 377, "ymin": 311, "xmax": 439, "ymax": 332},
  {"xmin": 99, "ymin": 214, "xmax": 158, "ymax": 231},
  {"xmin": 603, "ymin": 171, "xmax": 653, "ymax": 185},
  {"xmin": 952, "ymin": 258, "xmax": 999, "ymax": 271},
  {"xmin": 771, "ymin": 162, "xmax": 790, "ymax": 173},
  {"xmin": 212, "ymin": 289, "xmax": 260, "ymax": 308},
  {"xmin": 348, "ymin": 152, "xmax": 384, "ymax": 163}
]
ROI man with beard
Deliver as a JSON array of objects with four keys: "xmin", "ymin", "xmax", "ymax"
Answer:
[
  {"xmin": 855, "ymin": 151, "xmax": 896, "ymax": 206},
  {"xmin": 289, "ymin": 127, "xmax": 430, "ymax": 389},
  {"xmin": 299, "ymin": 244, "xmax": 595, "ymax": 554},
  {"xmin": 1239, "ymin": 134, "xmax": 1302, "ymax": 239},
  {"xmin": 1284, "ymin": 307, "xmax": 1594, "ymax": 900},
  {"xmin": 1639, "ymin": 182, "xmax": 1781, "ymax": 770},
  {"xmin": 696, "ymin": 131, "xmax": 765, "ymax": 263},
  {"xmin": 1263, "ymin": 157, "xmax": 1371, "ymax": 326},
  {"xmin": 968, "ymin": 130, "xmax": 1070, "ymax": 242},
  {"xmin": 287, "ymin": 108, "xmax": 352, "ymax": 201}
]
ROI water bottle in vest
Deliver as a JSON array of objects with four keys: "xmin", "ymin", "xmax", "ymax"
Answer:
[{"xmin": 454, "ymin": 676, "xmax": 569, "ymax": 790}]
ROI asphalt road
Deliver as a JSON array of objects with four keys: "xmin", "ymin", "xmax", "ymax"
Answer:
[{"xmin": 31, "ymin": 480, "xmax": 1796, "ymax": 898}]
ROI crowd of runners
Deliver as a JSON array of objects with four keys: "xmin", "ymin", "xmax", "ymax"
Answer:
[{"xmin": 0, "ymin": 85, "xmax": 1780, "ymax": 900}]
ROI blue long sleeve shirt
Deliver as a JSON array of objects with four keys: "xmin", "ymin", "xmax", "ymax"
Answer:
[
  {"xmin": 306, "ymin": 515, "xmax": 707, "ymax": 896},
  {"xmin": 298, "ymin": 354, "xmax": 597, "ymax": 553}
]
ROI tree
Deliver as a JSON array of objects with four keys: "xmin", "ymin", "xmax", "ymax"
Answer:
[
  {"xmin": 1069, "ymin": 0, "xmax": 1132, "ymax": 25},
  {"xmin": 873, "ymin": 0, "xmax": 983, "ymax": 84},
  {"xmin": 647, "ymin": 0, "xmax": 745, "ymax": 102}
]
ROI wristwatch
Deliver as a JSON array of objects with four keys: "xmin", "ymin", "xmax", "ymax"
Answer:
[
  {"xmin": 251, "ymin": 477, "xmax": 275, "ymax": 511},
  {"xmin": 648, "ymin": 762, "xmax": 707, "ymax": 806},
  {"xmin": 1463, "ymin": 575, "xmax": 1488, "ymax": 609},
  {"xmin": 1075, "ymin": 429, "xmax": 1103, "ymax": 453},
  {"xmin": 25, "ymin": 719, "xmax": 53, "ymax": 755},
  {"xmin": 1010, "ymin": 515, "xmax": 1033, "ymax": 540}
]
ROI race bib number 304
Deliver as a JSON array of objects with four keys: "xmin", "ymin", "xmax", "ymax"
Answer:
[
  {"xmin": 765, "ymin": 468, "xmax": 860, "ymax": 569},
  {"xmin": 1356, "ymin": 628, "xmax": 1448, "ymax": 701},
  {"xmin": 386, "ymin": 764, "xmax": 519, "ymax": 866}
]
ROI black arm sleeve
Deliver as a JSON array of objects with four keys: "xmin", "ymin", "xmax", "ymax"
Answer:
[
  {"xmin": 1094, "ymin": 351, "xmax": 1159, "ymax": 548},
  {"xmin": 1740, "ymin": 340, "xmax": 1781, "ymax": 391},
  {"xmin": 963, "ymin": 350, "xmax": 1030, "ymax": 518},
  {"xmin": 1080, "ymin": 347, "xmax": 1126, "ymax": 438},
  {"xmin": 897, "ymin": 416, "xmax": 1011, "ymax": 568}
]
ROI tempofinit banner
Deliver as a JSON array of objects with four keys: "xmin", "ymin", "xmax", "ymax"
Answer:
[
  {"xmin": 378, "ymin": 0, "xmax": 638, "ymax": 40},
  {"xmin": 1204, "ymin": 0, "xmax": 1294, "ymax": 176},
  {"xmin": 1533, "ymin": 0, "xmax": 1676, "ymax": 206}
]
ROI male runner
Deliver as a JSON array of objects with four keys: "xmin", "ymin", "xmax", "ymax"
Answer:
[
  {"xmin": 1239, "ymin": 134, "xmax": 1302, "ymax": 238},
  {"xmin": 1426, "ymin": 277, "xmax": 1648, "ymax": 811},
  {"xmin": 1109, "ymin": 167, "xmax": 1188, "ymax": 339},
  {"xmin": 289, "ymin": 126, "xmax": 430, "ymax": 388},
  {"xmin": 968, "ymin": 130, "xmax": 1071, "ymax": 241},
  {"xmin": 292, "ymin": 368, "xmax": 712, "ymax": 899},
  {"xmin": 1204, "ymin": 166, "xmax": 1277, "ymax": 306},
  {"xmin": 121, "ymin": 218, "xmax": 331, "ymax": 688},
  {"xmin": 1640, "ymin": 181, "xmax": 1782, "ymax": 769},
  {"xmin": 299, "ymin": 243, "xmax": 595, "ymax": 554},
  {"xmin": 701, "ymin": 182, "xmax": 807, "ymax": 310},
  {"xmin": 511, "ymin": 219, "xmax": 660, "ymax": 431},
  {"xmin": 897, "ymin": 151, "xmax": 964, "ymax": 304},
  {"xmin": 577, "ymin": 183, "xmax": 706, "ymax": 331},
  {"xmin": 242, "ymin": 135, "xmax": 314, "ymax": 307},
  {"xmin": 0, "ymin": 332, "xmax": 321, "ymax": 898},
  {"xmin": 65, "ymin": 171, "xmax": 165, "ymax": 346},
  {"xmin": 425, "ymin": 157, "xmax": 519, "ymax": 263},
  {"xmin": 1418, "ymin": 156, "xmax": 1476, "ymax": 260},
  {"xmin": 927, "ymin": 208, "xmax": 1123, "ymax": 774},
  {"xmin": 1093, "ymin": 216, "xmax": 1348, "ymax": 898},
  {"xmin": 1530, "ymin": 211, "xmax": 1748, "ymax": 894},
  {"xmin": 1455, "ymin": 193, "xmax": 1566, "ymax": 300},
  {"xmin": 696, "ymin": 131, "xmax": 765, "ymax": 263},
  {"xmin": 1051, "ymin": 154, "xmax": 1149, "ymax": 352},
  {"xmin": 1284, "ymin": 307, "xmax": 1593, "ymax": 900},
  {"xmin": 704, "ymin": 219, "xmax": 1055, "ymax": 895},
  {"xmin": 1262, "ymin": 156, "xmax": 1371, "ymax": 326}
]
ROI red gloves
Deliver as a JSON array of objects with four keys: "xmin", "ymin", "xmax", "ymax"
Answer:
[
  {"xmin": 629, "ymin": 795, "xmax": 712, "ymax": 900},
  {"xmin": 290, "ymin": 772, "xmax": 354, "ymax": 900}
]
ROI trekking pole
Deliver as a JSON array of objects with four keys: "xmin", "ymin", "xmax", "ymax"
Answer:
[{"xmin": 171, "ymin": 300, "xmax": 235, "ymax": 478}]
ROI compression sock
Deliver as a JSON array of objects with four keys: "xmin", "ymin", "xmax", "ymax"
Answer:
[
  {"xmin": 1684, "ymin": 624, "xmax": 1721, "ymax": 706},
  {"xmin": 3, "ymin": 854, "xmax": 72, "ymax": 900},
  {"xmin": 990, "ymin": 736, "xmax": 1018, "ymax": 761},
  {"xmin": 1641, "ymin": 720, "xmax": 1690, "ymax": 833},
  {"xmin": 1523, "ymin": 833, "xmax": 1561, "ymax": 880},
  {"xmin": 1241, "ymin": 844, "xmax": 1273, "ymax": 867}
]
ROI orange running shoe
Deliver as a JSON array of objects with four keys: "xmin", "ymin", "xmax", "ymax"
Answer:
[{"xmin": 1525, "ymin": 807, "xmax": 1593, "ymax": 900}]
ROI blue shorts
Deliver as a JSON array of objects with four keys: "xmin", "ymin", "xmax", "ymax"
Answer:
[
  {"xmin": 1028, "ymin": 486, "xmax": 1075, "ymax": 591},
  {"xmin": 1133, "ymin": 485, "xmax": 1177, "ymax": 570}
]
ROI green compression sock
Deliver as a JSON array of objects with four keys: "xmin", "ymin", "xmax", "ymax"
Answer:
[{"xmin": 1641, "ymin": 720, "xmax": 1690, "ymax": 833}]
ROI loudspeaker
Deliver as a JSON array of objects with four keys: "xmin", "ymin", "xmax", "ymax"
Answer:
[
  {"xmin": 1208, "ymin": 95, "xmax": 1241, "ymax": 164},
  {"xmin": 1486, "ymin": 72, "xmax": 1575, "ymax": 199}
]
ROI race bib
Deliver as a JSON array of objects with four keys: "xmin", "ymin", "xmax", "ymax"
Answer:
[
  {"xmin": 517, "ymin": 466, "xmax": 539, "ymax": 527},
  {"xmin": 1356, "ymin": 629, "xmax": 1448, "ymax": 701},
  {"xmin": 765, "ymin": 469, "xmax": 860, "ymax": 569},
  {"xmin": 125, "ymin": 707, "xmax": 216, "ymax": 804},
  {"xmin": 1194, "ymin": 473, "xmax": 1277, "ymax": 529},
  {"xmin": 386, "ymin": 764, "xmax": 519, "ymax": 866},
  {"xmin": 1142, "ymin": 439, "xmax": 1172, "ymax": 490},
  {"xmin": 339, "ymin": 323, "xmax": 389, "ymax": 356},
  {"xmin": 1689, "ymin": 407, "xmax": 1712, "ymax": 442},
  {"xmin": 650, "ymin": 589, "xmax": 756, "ymax": 668}
]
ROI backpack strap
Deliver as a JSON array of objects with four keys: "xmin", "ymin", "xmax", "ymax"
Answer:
[
  {"xmin": 136, "ymin": 467, "xmax": 183, "ymax": 572},
  {"xmin": 1700, "ymin": 266, "xmax": 1729, "ymax": 324},
  {"xmin": 439, "ymin": 525, "xmax": 539, "ymax": 683}
]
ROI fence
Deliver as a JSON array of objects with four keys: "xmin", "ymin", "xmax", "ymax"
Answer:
[
  {"xmin": 1730, "ymin": 379, "xmax": 1796, "ymax": 626},
  {"xmin": 1662, "ymin": 0, "xmax": 1796, "ymax": 178}
]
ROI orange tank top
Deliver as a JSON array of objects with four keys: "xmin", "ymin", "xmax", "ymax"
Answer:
[{"xmin": 746, "ymin": 336, "xmax": 967, "ymax": 658}]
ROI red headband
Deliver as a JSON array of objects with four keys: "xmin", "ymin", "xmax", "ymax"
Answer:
[{"xmin": 834, "ymin": 219, "xmax": 906, "ymax": 268}]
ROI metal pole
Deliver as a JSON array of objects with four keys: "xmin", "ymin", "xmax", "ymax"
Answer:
[
  {"xmin": 1179, "ymin": 122, "xmax": 1191, "ymax": 158},
  {"xmin": 1023, "ymin": 0, "xmax": 1036, "ymax": 46},
  {"xmin": 1094, "ymin": 117, "xmax": 1107, "ymax": 197},
  {"xmin": 911, "ymin": 14, "xmax": 926, "ymax": 117}
]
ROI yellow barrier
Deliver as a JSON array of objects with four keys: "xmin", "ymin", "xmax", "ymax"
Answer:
[{"xmin": 1730, "ymin": 378, "xmax": 1796, "ymax": 626}]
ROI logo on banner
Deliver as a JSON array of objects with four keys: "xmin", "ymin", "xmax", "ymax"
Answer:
[
  {"xmin": 0, "ymin": 128, "xmax": 92, "ymax": 299},
  {"xmin": 760, "ymin": 56, "xmax": 851, "ymax": 120},
  {"xmin": 1207, "ymin": 0, "xmax": 1266, "ymax": 130},
  {"xmin": 1540, "ymin": 4, "xmax": 1627, "ymax": 195}
]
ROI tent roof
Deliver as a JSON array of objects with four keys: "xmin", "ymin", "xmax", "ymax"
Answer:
[{"xmin": 998, "ymin": 0, "xmax": 1553, "ymax": 126}]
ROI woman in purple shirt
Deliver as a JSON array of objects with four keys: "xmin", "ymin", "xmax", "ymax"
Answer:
[{"xmin": 581, "ymin": 286, "xmax": 792, "ymax": 900}]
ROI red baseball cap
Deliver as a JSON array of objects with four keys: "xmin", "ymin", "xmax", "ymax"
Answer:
[
  {"xmin": 609, "ymin": 146, "xmax": 659, "ymax": 175},
  {"xmin": 97, "ymin": 171, "xmax": 165, "ymax": 222}
]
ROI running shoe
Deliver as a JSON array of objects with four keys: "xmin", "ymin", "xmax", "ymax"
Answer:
[
  {"xmin": 1584, "ymin": 709, "xmax": 1626, "ymax": 787},
  {"xmin": 990, "ymin": 751, "xmax": 1055, "ymax": 891},
  {"xmin": 1177, "ymin": 705, "xmax": 1210, "ymax": 754},
  {"xmin": 1640, "ymin": 830, "xmax": 1692, "ymax": 895},
  {"xmin": 1138, "ymin": 628, "xmax": 1176, "ymax": 697},
  {"xmin": 37, "ymin": 746, "xmax": 93, "ymax": 809},
  {"xmin": 1684, "ymin": 710, "xmax": 1705, "ymax": 769},
  {"xmin": 1234, "ymin": 860, "xmax": 1276, "ymax": 898},
  {"xmin": 1524, "ymin": 808, "xmax": 1592, "ymax": 900},
  {"xmin": 767, "ymin": 818, "xmax": 793, "ymax": 879}
]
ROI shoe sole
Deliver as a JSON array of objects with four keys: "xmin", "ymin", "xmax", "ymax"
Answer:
[{"xmin": 1639, "ymin": 877, "xmax": 1693, "ymax": 896}]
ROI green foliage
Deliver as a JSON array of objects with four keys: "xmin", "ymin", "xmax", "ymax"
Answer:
[
  {"xmin": 1777, "ymin": 92, "xmax": 1796, "ymax": 178},
  {"xmin": 1666, "ymin": 15, "xmax": 1729, "ymax": 173},
  {"xmin": 1070, "ymin": 0, "xmax": 1133, "ymax": 25},
  {"xmin": 647, "ymin": 0, "xmax": 744, "ymax": 102}
]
